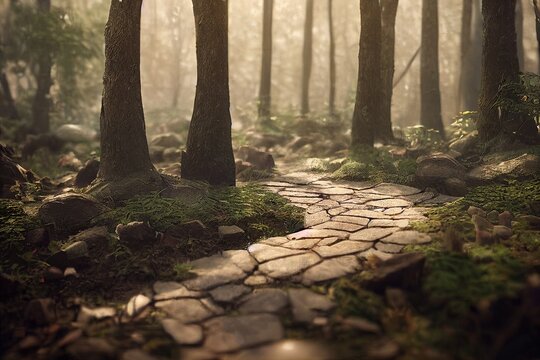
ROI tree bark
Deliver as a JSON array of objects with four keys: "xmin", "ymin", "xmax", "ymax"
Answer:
[
  {"xmin": 460, "ymin": 0, "xmax": 482, "ymax": 110},
  {"xmin": 301, "ymin": 0, "xmax": 314, "ymax": 116},
  {"xmin": 32, "ymin": 0, "xmax": 52, "ymax": 134},
  {"xmin": 328, "ymin": 0, "xmax": 336, "ymax": 117},
  {"xmin": 515, "ymin": 0, "xmax": 524, "ymax": 70},
  {"xmin": 258, "ymin": 0, "xmax": 273, "ymax": 122},
  {"xmin": 420, "ymin": 0, "xmax": 445, "ymax": 138},
  {"xmin": 457, "ymin": 0, "xmax": 473, "ymax": 111},
  {"xmin": 98, "ymin": 0, "xmax": 157, "ymax": 182},
  {"xmin": 478, "ymin": 0, "xmax": 538, "ymax": 144},
  {"xmin": 0, "ymin": 72, "xmax": 19, "ymax": 119},
  {"xmin": 351, "ymin": 0, "xmax": 382, "ymax": 149},
  {"xmin": 182, "ymin": 0, "xmax": 235, "ymax": 186},
  {"xmin": 379, "ymin": 0, "xmax": 398, "ymax": 142},
  {"xmin": 535, "ymin": 0, "xmax": 540, "ymax": 74}
]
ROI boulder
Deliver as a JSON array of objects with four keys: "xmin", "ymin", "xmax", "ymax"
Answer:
[
  {"xmin": 218, "ymin": 225, "xmax": 245, "ymax": 243},
  {"xmin": 442, "ymin": 177, "xmax": 468, "ymax": 196},
  {"xmin": 162, "ymin": 147, "xmax": 182, "ymax": 162},
  {"xmin": 468, "ymin": 154, "xmax": 540, "ymax": 183},
  {"xmin": 38, "ymin": 193, "xmax": 108, "ymax": 234},
  {"xmin": 116, "ymin": 222, "xmax": 157, "ymax": 249},
  {"xmin": 55, "ymin": 124, "xmax": 97, "ymax": 143},
  {"xmin": 74, "ymin": 159, "xmax": 100, "ymax": 188},
  {"xmin": 361, "ymin": 252, "xmax": 426, "ymax": 292},
  {"xmin": 69, "ymin": 226, "xmax": 109, "ymax": 253},
  {"xmin": 47, "ymin": 241, "xmax": 90, "ymax": 268},
  {"xmin": 415, "ymin": 153, "xmax": 468, "ymax": 186},
  {"xmin": 236, "ymin": 146, "xmax": 275, "ymax": 171},
  {"xmin": 448, "ymin": 131, "xmax": 478, "ymax": 155},
  {"xmin": 25, "ymin": 227, "xmax": 50, "ymax": 247},
  {"xmin": 235, "ymin": 160, "xmax": 253, "ymax": 175},
  {"xmin": 151, "ymin": 133, "xmax": 182, "ymax": 148}
]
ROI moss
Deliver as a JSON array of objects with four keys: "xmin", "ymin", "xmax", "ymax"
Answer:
[{"xmin": 331, "ymin": 277, "xmax": 385, "ymax": 322}]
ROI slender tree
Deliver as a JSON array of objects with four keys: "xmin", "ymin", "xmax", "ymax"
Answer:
[
  {"xmin": 97, "ymin": 0, "xmax": 159, "ymax": 185},
  {"xmin": 516, "ymin": 0, "xmax": 524, "ymax": 70},
  {"xmin": 534, "ymin": 0, "xmax": 540, "ymax": 74},
  {"xmin": 459, "ymin": 0, "xmax": 482, "ymax": 110},
  {"xmin": 301, "ymin": 0, "xmax": 314, "ymax": 116},
  {"xmin": 478, "ymin": 0, "xmax": 538, "ymax": 144},
  {"xmin": 379, "ymin": 0, "xmax": 399, "ymax": 142},
  {"xmin": 457, "ymin": 0, "xmax": 473, "ymax": 111},
  {"xmin": 327, "ymin": 0, "xmax": 336, "ymax": 117},
  {"xmin": 0, "ymin": 0, "xmax": 19, "ymax": 119},
  {"xmin": 182, "ymin": 0, "xmax": 235, "ymax": 186},
  {"xmin": 420, "ymin": 0, "xmax": 445, "ymax": 138},
  {"xmin": 258, "ymin": 0, "xmax": 273, "ymax": 122},
  {"xmin": 32, "ymin": 0, "xmax": 52, "ymax": 133},
  {"xmin": 351, "ymin": 0, "xmax": 382, "ymax": 149}
]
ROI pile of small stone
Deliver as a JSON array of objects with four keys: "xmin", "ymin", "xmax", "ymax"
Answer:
[{"xmin": 468, "ymin": 206, "xmax": 514, "ymax": 245}]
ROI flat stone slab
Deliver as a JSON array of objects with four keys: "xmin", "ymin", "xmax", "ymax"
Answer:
[
  {"xmin": 358, "ymin": 248, "xmax": 395, "ymax": 261},
  {"xmin": 204, "ymin": 314, "xmax": 284, "ymax": 353},
  {"xmin": 238, "ymin": 288, "xmax": 289, "ymax": 314},
  {"xmin": 287, "ymin": 197, "xmax": 321, "ymax": 204},
  {"xmin": 248, "ymin": 243, "xmax": 305, "ymax": 263},
  {"xmin": 153, "ymin": 281, "xmax": 184, "ymax": 294},
  {"xmin": 125, "ymin": 294, "xmax": 151, "ymax": 317},
  {"xmin": 154, "ymin": 285, "xmax": 204, "ymax": 301},
  {"xmin": 313, "ymin": 221, "xmax": 364, "ymax": 232},
  {"xmin": 349, "ymin": 227, "xmax": 397, "ymax": 242},
  {"xmin": 260, "ymin": 236, "xmax": 289, "ymax": 246},
  {"xmin": 368, "ymin": 219, "xmax": 409, "ymax": 228},
  {"xmin": 244, "ymin": 275, "xmax": 273, "ymax": 286},
  {"xmin": 258, "ymin": 253, "xmax": 321, "ymax": 279},
  {"xmin": 228, "ymin": 340, "xmax": 331, "ymax": 360},
  {"xmin": 156, "ymin": 298, "xmax": 223, "ymax": 323},
  {"xmin": 223, "ymin": 250, "xmax": 257, "ymax": 273},
  {"xmin": 380, "ymin": 230, "xmax": 432, "ymax": 245},
  {"xmin": 287, "ymin": 229, "xmax": 348, "ymax": 240},
  {"xmin": 281, "ymin": 238, "xmax": 321, "ymax": 250},
  {"xmin": 375, "ymin": 242, "xmax": 404, "ymax": 254},
  {"xmin": 305, "ymin": 211, "xmax": 331, "ymax": 227},
  {"xmin": 161, "ymin": 319, "xmax": 203, "ymax": 345},
  {"xmin": 289, "ymin": 288, "xmax": 335, "ymax": 323},
  {"xmin": 342, "ymin": 209, "xmax": 390, "ymax": 219},
  {"xmin": 317, "ymin": 237, "xmax": 340, "ymax": 246},
  {"xmin": 209, "ymin": 284, "xmax": 251, "ymax": 303},
  {"xmin": 278, "ymin": 191, "xmax": 320, "ymax": 198},
  {"xmin": 368, "ymin": 183, "xmax": 422, "ymax": 196},
  {"xmin": 328, "ymin": 207, "xmax": 347, "ymax": 216},
  {"xmin": 331, "ymin": 215, "xmax": 370, "ymax": 226},
  {"xmin": 183, "ymin": 254, "xmax": 247, "ymax": 291},
  {"xmin": 302, "ymin": 255, "xmax": 361, "ymax": 284},
  {"xmin": 365, "ymin": 199, "xmax": 413, "ymax": 208},
  {"xmin": 314, "ymin": 241, "xmax": 372, "ymax": 258},
  {"xmin": 318, "ymin": 187, "xmax": 355, "ymax": 195},
  {"xmin": 383, "ymin": 208, "xmax": 404, "ymax": 216}
]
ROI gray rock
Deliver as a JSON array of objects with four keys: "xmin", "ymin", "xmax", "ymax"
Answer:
[
  {"xmin": 443, "ymin": 177, "xmax": 468, "ymax": 196},
  {"xmin": 368, "ymin": 183, "xmax": 421, "ymax": 196},
  {"xmin": 416, "ymin": 153, "xmax": 468, "ymax": 185},
  {"xmin": 448, "ymin": 131, "xmax": 478, "ymax": 155},
  {"xmin": 467, "ymin": 206, "xmax": 487, "ymax": 218},
  {"xmin": 361, "ymin": 252, "xmax": 426, "ymax": 292},
  {"xmin": 55, "ymin": 124, "xmax": 97, "ymax": 143},
  {"xmin": 156, "ymin": 298, "xmax": 223, "ymax": 323},
  {"xmin": 204, "ymin": 314, "xmax": 284, "ymax": 353},
  {"xmin": 69, "ymin": 226, "xmax": 109, "ymax": 253},
  {"xmin": 223, "ymin": 250, "xmax": 257, "ymax": 273},
  {"xmin": 342, "ymin": 209, "xmax": 390, "ymax": 219},
  {"xmin": 380, "ymin": 231, "xmax": 432, "ymax": 245},
  {"xmin": 499, "ymin": 211, "xmax": 513, "ymax": 228},
  {"xmin": 340, "ymin": 317, "xmax": 381, "ymax": 333},
  {"xmin": 472, "ymin": 214, "xmax": 494, "ymax": 231},
  {"xmin": 183, "ymin": 254, "xmax": 247, "ymax": 291},
  {"xmin": 210, "ymin": 284, "xmax": 251, "ymax": 303},
  {"xmin": 313, "ymin": 221, "xmax": 364, "ymax": 232},
  {"xmin": 125, "ymin": 294, "xmax": 151, "ymax": 317},
  {"xmin": 487, "ymin": 210, "xmax": 499, "ymax": 224},
  {"xmin": 236, "ymin": 146, "xmax": 275, "ymax": 170},
  {"xmin": 302, "ymin": 256, "xmax": 361, "ymax": 284},
  {"xmin": 161, "ymin": 319, "xmax": 203, "ymax": 345},
  {"xmin": 287, "ymin": 229, "xmax": 348, "ymax": 240},
  {"xmin": 153, "ymin": 281, "xmax": 184, "ymax": 294},
  {"xmin": 258, "ymin": 253, "xmax": 321, "ymax": 279},
  {"xmin": 154, "ymin": 285, "xmax": 203, "ymax": 301},
  {"xmin": 116, "ymin": 222, "xmax": 157, "ymax": 248},
  {"xmin": 25, "ymin": 227, "xmax": 50, "ymax": 247},
  {"xmin": 305, "ymin": 211, "xmax": 331, "ymax": 227},
  {"xmin": 368, "ymin": 219, "xmax": 409, "ymax": 228},
  {"xmin": 313, "ymin": 241, "xmax": 372, "ymax": 258},
  {"xmin": 218, "ymin": 225, "xmax": 245, "ymax": 243},
  {"xmin": 350, "ymin": 227, "xmax": 397, "ymax": 242},
  {"xmin": 48, "ymin": 241, "xmax": 90, "ymax": 268},
  {"xmin": 365, "ymin": 199, "xmax": 413, "ymax": 208},
  {"xmin": 375, "ymin": 242, "xmax": 404, "ymax": 254},
  {"xmin": 468, "ymin": 154, "xmax": 540, "ymax": 183},
  {"xmin": 289, "ymin": 288, "xmax": 335, "ymax": 323},
  {"xmin": 238, "ymin": 288, "xmax": 288, "ymax": 314},
  {"xmin": 151, "ymin": 133, "xmax": 182, "ymax": 148},
  {"xmin": 493, "ymin": 225, "xmax": 513, "ymax": 240},
  {"xmin": 248, "ymin": 243, "xmax": 305, "ymax": 263}
]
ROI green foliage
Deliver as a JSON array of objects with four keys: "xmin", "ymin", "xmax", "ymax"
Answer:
[
  {"xmin": 331, "ymin": 277, "xmax": 385, "ymax": 322},
  {"xmin": 172, "ymin": 263, "xmax": 193, "ymax": 281},
  {"xmin": 403, "ymin": 125, "xmax": 443, "ymax": 150},
  {"xmin": 494, "ymin": 72, "xmax": 540, "ymax": 119},
  {"xmin": 449, "ymin": 111, "xmax": 477, "ymax": 141}
]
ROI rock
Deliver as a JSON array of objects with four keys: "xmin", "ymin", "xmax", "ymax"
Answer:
[
  {"xmin": 236, "ymin": 146, "xmax": 275, "ymax": 171},
  {"xmin": 361, "ymin": 252, "xmax": 426, "ymax": 292},
  {"xmin": 236, "ymin": 160, "xmax": 253, "ymax": 174},
  {"xmin": 66, "ymin": 338, "xmax": 117, "ymax": 360},
  {"xmin": 374, "ymin": 242, "xmax": 404, "ymax": 254},
  {"xmin": 340, "ymin": 317, "xmax": 381, "ymax": 333},
  {"xmin": 468, "ymin": 154, "xmax": 540, "ymax": 183},
  {"xmin": 126, "ymin": 294, "xmax": 151, "ymax": 317},
  {"xmin": 77, "ymin": 306, "xmax": 116, "ymax": 323},
  {"xmin": 472, "ymin": 214, "xmax": 494, "ymax": 232},
  {"xmin": 204, "ymin": 314, "xmax": 284, "ymax": 353},
  {"xmin": 369, "ymin": 183, "xmax": 422, "ymax": 196},
  {"xmin": 58, "ymin": 152, "xmax": 82, "ymax": 170},
  {"xmin": 443, "ymin": 178, "xmax": 468, "ymax": 196},
  {"xmin": 342, "ymin": 209, "xmax": 390, "ymax": 219},
  {"xmin": 448, "ymin": 131, "xmax": 478, "ymax": 155},
  {"xmin": 74, "ymin": 159, "xmax": 100, "ymax": 188},
  {"xmin": 516, "ymin": 215, "xmax": 540, "ymax": 228},
  {"xmin": 305, "ymin": 211, "xmax": 331, "ymax": 227},
  {"xmin": 244, "ymin": 275, "xmax": 273, "ymax": 286},
  {"xmin": 149, "ymin": 145, "xmax": 165, "ymax": 163},
  {"xmin": 161, "ymin": 319, "xmax": 203, "ymax": 345},
  {"xmin": 218, "ymin": 225, "xmax": 245, "ymax": 243},
  {"xmin": 498, "ymin": 211, "xmax": 513, "ymax": 228},
  {"xmin": 467, "ymin": 206, "xmax": 487, "ymax": 218},
  {"xmin": 287, "ymin": 229, "xmax": 349, "ymax": 240},
  {"xmin": 476, "ymin": 230, "xmax": 497, "ymax": 245},
  {"xmin": 163, "ymin": 147, "xmax": 182, "ymax": 162},
  {"xmin": 493, "ymin": 225, "xmax": 513, "ymax": 240},
  {"xmin": 44, "ymin": 267, "xmax": 64, "ymax": 282},
  {"xmin": 228, "ymin": 339, "xmax": 331, "ymax": 360},
  {"xmin": 302, "ymin": 256, "xmax": 361, "ymax": 284},
  {"xmin": 69, "ymin": 226, "xmax": 109, "ymax": 253},
  {"xmin": 416, "ymin": 153, "xmax": 468, "ymax": 185},
  {"xmin": 258, "ymin": 253, "xmax": 321, "ymax": 279},
  {"xmin": 313, "ymin": 221, "xmax": 364, "ymax": 232},
  {"xmin": 314, "ymin": 241, "xmax": 372, "ymax": 258},
  {"xmin": 248, "ymin": 243, "xmax": 305, "ymax": 263},
  {"xmin": 210, "ymin": 284, "xmax": 251, "ymax": 303},
  {"xmin": 332, "ymin": 215, "xmax": 370, "ymax": 226},
  {"xmin": 166, "ymin": 220, "xmax": 207, "ymax": 238},
  {"xmin": 380, "ymin": 231, "xmax": 432, "ymax": 245},
  {"xmin": 183, "ymin": 254, "xmax": 247, "ymax": 291},
  {"xmin": 368, "ymin": 219, "xmax": 409, "ymax": 228},
  {"xmin": 24, "ymin": 298, "xmax": 56, "ymax": 326},
  {"xmin": 38, "ymin": 193, "xmax": 108, "ymax": 234},
  {"xmin": 289, "ymin": 288, "xmax": 335, "ymax": 323},
  {"xmin": 238, "ymin": 288, "xmax": 289, "ymax": 314},
  {"xmin": 64, "ymin": 267, "xmax": 78, "ymax": 277},
  {"xmin": 223, "ymin": 250, "xmax": 257, "ymax": 273},
  {"xmin": 156, "ymin": 298, "xmax": 223, "ymax": 323},
  {"xmin": 319, "ymin": 187, "xmax": 355, "ymax": 196},
  {"xmin": 116, "ymin": 222, "xmax": 157, "ymax": 248},
  {"xmin": 281, "ymin": 238, "xmax": 321, "ymax": 250},
  {"xmin": 350, "ymin": 227, "xmax": 397, "ymax": 242},
  {"xmin": 55, "ymin": 124, "xmax": 97, "ymax": 142},
  {"xmin": 151, "ymin": 133, "xmax": 182, "ymax": 148},
  {"xmin": 25, "ymin": 227, "xmax": 50, "ymax": 247},
  {"xmin": 487, "ymin": 210, "xmax": 499, "ymax": 224},
  {"xmin": 154, "ymin": 285, "xmax": 203, "ymax": 301},
  {"xmin": 48, "ymin": 241, "xmax": 89, "ymax": 268}
]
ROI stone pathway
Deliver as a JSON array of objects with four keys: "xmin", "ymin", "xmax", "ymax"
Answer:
[{"xmin": 103, "ymin": 174, "xmax": 456, "ymax": 359}]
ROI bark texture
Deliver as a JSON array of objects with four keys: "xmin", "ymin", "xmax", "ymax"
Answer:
[
  {"xmin": 379, "ymin": 0, "xmax": 399, "ymax": 142},
  {"xmin": 98, "ymin": 0, "xmax": 156, "ymax": 182},
  {"xmin": 0, "ymin": 72, "xmax": 19, "ymax": 119},
  {"xmin": 351, "ymin": 0, "xmax": 382, "ymax": 149},
  {"xmin": 460, "ymin": 0, "xmax": 482, "ymax": 110},
  {"xmin": 32, "ymin": 0, "xmax": 52, "ymax": 133},
  {"xmin": 535, "ymin": 0, "xmax": 540, "ymax": 74},
  {"xmin": 478, "ymin": 0, "xmax": 538, "ymax": 144},
  {"xmin": 328, "ymin": 0, "xmax": 336, "ymax": 116},
  {"xmin": 258, "ymin": 0, "xmax": 273, "ymax": 121},
  {"xmin": 301, "ymin": 0, "xmax": 314, "ymax": 116},
  {"xmin": 182, "ymin": 0, "xmax": 235, "ymax": 186},
  {"xmin": 515, "ymin": 0, "xmax": 524, "ymax": 70},
  {"xmin": 420, "ymin": 0, "xmax": 445, "ymax": 138}
]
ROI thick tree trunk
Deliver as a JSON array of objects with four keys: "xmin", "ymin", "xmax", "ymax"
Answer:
[
  {"xmin": 301, "ymin": 0, "xmax": 314, "ymax": 116},
  {"xmin": 457, "ymin": 0, "xmax": 473, "ymax": 111},
  {"xmin": 258, "ymin": 0, "xmax": 273, "ymax": 122},
  {"xmin": 420, "ymin": 0, "xmax": 445, "ymax": 138},
  {"xmin": 328, "ymin": 0, "xmax": 336, "ymax": 117},
  {"xmin": 515, "ymin": 0, "xmax": 524, "ymax": 70},
  {"xmin": 98, "ymin": 0, "xmax": 157, "ymax": 182},
  {"xmin": 182, "ymin": 0, "xmax": 235, "ymax": 186},
  {"xmin": 478, "ymin": 0, "xmax": 538, "ymax": 144},
  {"xmin": 379, "ymin": 0, "xmax": 398, "ymax": 142},
  {"xmin": 535, "ymin": 0, "xmax": 540, "ymax": 74},
  {"xmin": 32, "ymin": 0, "xmax": 52, "ymax": 134},
  {"xmin": 460, "ymin": 0, "xmax": 482, "ymax": 110},
  {"xmin": 351, "ymin": 0, "xmax": 382, "ymax": 149},
  {"xmin": 0, "ymin": 72, "xmax": 19, "ymax": 120}
]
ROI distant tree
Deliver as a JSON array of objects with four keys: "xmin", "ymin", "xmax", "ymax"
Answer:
[
  {"xmin": 327, "ymin": 0, "xmax": 336, "ymax": 117},
  {"xmin": 258, "ymin": 0, "xmax": 273, "ymax": 122},
  {"xmin": 97, "ymin": 0, "xmax": 159, "ymax": 187},
  {"xmin": 516, "ymin": 0, "xmax": 524, "ymax": 70},
  {"xmin": 32, "ymin": 0, "xmax": 52, "ymax": 134},
  {"xmin": 420, "ymin": 0, "xmax": 445, "ymax": 138},
  {"xmin": 379, "ymin": 0, "xmax": 399, "ymax": 142},
  {"xmin": 0, "ymin": 0, "xmax": 19, "ymax": 119},
  {"xmin": 182, "ymin": 0, "xmax": 235, "ymax": 186},
  {"xmin": 535, "ymin": 0, "xmax": 540, "ymax": 74},
  {"xmin": 301, "ymin": 0, "xmax": 314, "ymax": 116},
  {"xmin": 478, "ymin": 0, "xmax": 538, "ymax": 144},
  {"xmin": 458, "ymin": 0, "xmax": 482, "ymax": 111},
  {"xmin": 351, "ymin": 0, "xmax": 382, "ymax": 149}
]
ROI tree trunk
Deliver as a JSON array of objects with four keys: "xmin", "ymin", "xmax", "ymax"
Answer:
[
  {"xmin": 182, "ymin": 0, "xmax": 235, "ymax": 186},
  {"xmin": 32, "ymin": 0, "xmax": 52, "ymax": 134},
  {"xmin": 258, "ymin": 0, "xmax": 273, "ymax": 122},
  {"xmin": 478, "ymin": 0, "xmax": 538, "ymax": 144},
  {"xmin": 98, "ymin": 0, "xmax": 157, "ymax": 182},
  {"xmin": 0, "ymin": 72, "xmax": 19, "ymax": 119},
  {"xmin": 301, "ymin": 0, "xmax": 314, "ymax": 116},
  {"xmin": 328, "ymin": 0, "xmax": 336, "ymax": 117},
  {"xmin": 460, "ymin": 0, "xmax": 482, "ymax": 110},
  {"xmin": 515, "ymin": 0, "xmax": 524, "ymax": 70},
  {"xmin": 351, "ymin": 0, "xmax": 382, "ymax": 149},
  {"xmin": 535, "ymin": 0, "xmax": 540, "ymax": 74},
  {"xmin": 457, "ymin": 0, "xmax": 473, "ymax": 111},
  {"xmin": 171, "ymin": 4, "xmax": 183, "ymax": 109},
  {"xmin": 379, "ymin": 0, "xmax": 398, "ymax": 142}
]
